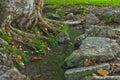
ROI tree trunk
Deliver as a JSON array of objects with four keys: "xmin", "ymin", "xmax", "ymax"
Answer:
[
  {"xmin": 0, "ymin": 0, "xmax": 58, "ymax": 41},
  {"xmin": 0, "ymin": 0, "xmax": 44, "ymax": 30},
  {"xmin": 0, "ymin": 0, "xmax": 58, "ymax": 47}
]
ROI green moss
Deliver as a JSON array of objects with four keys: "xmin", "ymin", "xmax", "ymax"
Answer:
[
  {"xmin": 32, "ymin": 25, "xmax": 40, "ymax": 33},
  {"xmin": 106, "ymin": 14, "xmax": 115, "ymax": 23},
  {"xmin": 48, "ymin": 35, "xmax": 58, "ymax": 47},
  {"xmin": 0, "ymin": 31, "xmax": 12, "ymax": 43},
  {"xmin": 60, "ymin": 24, "xmax": 69, "ymax": 35},
  {"xmin": 0, "ymin": 43, "xmax": 29, "ymax": 68},
  {"xmin": 80, "ymin": 5, "xmax": 88, "ymax": 15},
  {"xmin": 56, "ymin": 8, "xmax": 65, "ymax": 16},
  {"xmin": 28, "ymin": 38, "xmax": 48, "ymax": 55},
  {"xmin": 68, "ymin": 27, "xmax": 83, "ymax": 42},
  {"xmin": 78, "ymin": 70, "xmax": 94, "ymax": 78},
  {"xmin": 65, "ymin": 69, "xmax": 95, "ymax": 80},
  {"xmin": 82, "ymin": 76, "xmax": 94, "ymax": 80},
  {"xmin": 16, "ymin": 30, "xmax": 24, "ymax": 36},
  {"xmin": 42, "ymin": 44, "xmax": 75, "ymax": 80},
  {"xmin": 99, "ymin": 13, "xmax": 115, "ymax": 24}
]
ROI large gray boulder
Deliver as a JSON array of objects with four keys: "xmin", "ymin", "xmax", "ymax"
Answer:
[{"xmin": 64, "ymin": 37, "xmax": 120, "ymax": 68}]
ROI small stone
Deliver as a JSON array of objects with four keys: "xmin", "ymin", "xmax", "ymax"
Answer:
[
  {"xmin": 74, "ymin": 34, "xmax": 86, "ymax": 48},
  {"xmin": 85, "ymin": 13, "xmax": 100, "ymax": 26},
  {"xmin": 66, "ymin": 13, "xmax": 74, "ymax": 20},
  {"xmin": 57, "ymin": 32, "xmax": 70, "ymax": 44}
]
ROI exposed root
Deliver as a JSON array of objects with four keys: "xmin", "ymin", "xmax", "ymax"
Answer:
[
  {"xmin": 4, "ymin": 24, "xmax": 48, "ymax": 46},
  {"xmin": 9, "ymin": 25, "xmax": 48, "ymax": 39}
]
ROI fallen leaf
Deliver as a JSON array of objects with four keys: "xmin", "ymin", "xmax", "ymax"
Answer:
[
  {"xmin": 11, "ymin": 42, "xmax": 14, "ymax": 45},
  {"xmin": 32, "ymin": 57, "xmax": 42, "ymax": 60},
  {"xmin": 36, "ymin": 31, "xmax": 40, "ymax": 34},
  {"xmin": 15, "ymin": 55, "xmax": 22, "ymax": 61},
  {"xmin": 115, "ymin": 62, "xmax": 120, "ymax": 67},
  {"xmin": 92, "ymin": 73, "xmax": 97, "ymax": 76},
  {"xmin": 109, "ymin": 65, "xmax": 116, "ymax": 74},
  {"xmin": 34, "ymin": 74, "xmax": 41, "ymax": 79},
  {"xmin": 117, "ymin": 57, "xmax": 120, "ymax": 61},
  {"xmin": 97, "ymin": 68, "xmax": 109, "ymax": 76},
  {"xmin": 12, "ymin": 45, "xmax": 16, "ymax": 48},
  {"xmin": 84, "ymin": 58, "xmax": 92, "ymax": 66},
  {"xmin": 19, "ymin": 45, "xmax": 22, "ymax": 48},
  {"xmin": 19, "ymin": 47, "xmax": 22, "ymax": 50}
]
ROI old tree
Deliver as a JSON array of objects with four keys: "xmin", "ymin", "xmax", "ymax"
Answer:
[{"xmin": 0, "ymin": 0, "xmax": 58, "ymax": 44}]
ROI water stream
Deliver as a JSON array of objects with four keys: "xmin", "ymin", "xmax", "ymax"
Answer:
[{"xmin": 23, "ymin": 26, "xmax": 83, "ymax": 80}]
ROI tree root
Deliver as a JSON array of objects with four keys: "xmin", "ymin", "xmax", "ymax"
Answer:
[{"xmin": 9, "ymin": 25, "xmax": 48, "ymax": 39}]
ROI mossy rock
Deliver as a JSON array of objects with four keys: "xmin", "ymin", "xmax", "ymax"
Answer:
[{"xmin": 99, "ymin": 13, "xmax": 115, "ymax": 24}]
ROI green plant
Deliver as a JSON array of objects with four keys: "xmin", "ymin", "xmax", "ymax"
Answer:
[
  {"xmin": 56, "ymin": 8, "xmax": 65, "ymax": 16},
  {"xmin": 100, "ymin": 14, "xmax": 115, "ymax": 24},
  {"xmin": 29, "ymin": 38, "xmax": 48, "ymax": 55},
  {"xmin": 0, "ymin": 31, "xmax": 12, "ymax": 42},
  {"xmin": 80, "ymin": 5, "xmax": 87, "ymax": 15},
  {"xmin": 106, "ymin": 14, "xmax": 115, "ymax": 23},
  {"xmin": 48, "ymin": 35, "xmax": 58, "ymax": 47},
  {"xmin": 0, "ymin": 43, "xmax": 29, "ymax": 68},
  {"xmin": 61, "ymin": 23, "xmax": 69, "ymax": 35},
  {"xmin": 32, "ymin": 25, "xmax": 40, "ymax": 32}
]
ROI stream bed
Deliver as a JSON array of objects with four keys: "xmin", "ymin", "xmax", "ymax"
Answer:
[{"xmin": 23, "ymin": 26, "xmax": 83, "ymax": 80}]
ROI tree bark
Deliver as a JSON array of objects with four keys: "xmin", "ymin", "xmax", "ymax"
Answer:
[
  {"xmin": 0, "ymin": 0, "xmax": 56, "ymax": 46},
  {"xmin": 0, "ymin": 0, "xmax": 44, "ymax": 30},
  {"xmin": 0, "ymin": 0, "xmax": 59, "ymax": 45}
]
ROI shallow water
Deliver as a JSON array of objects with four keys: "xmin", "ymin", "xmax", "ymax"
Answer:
[{"xmin": 23, "ymin": 26, "xmax": 83, "ymax": 80}]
